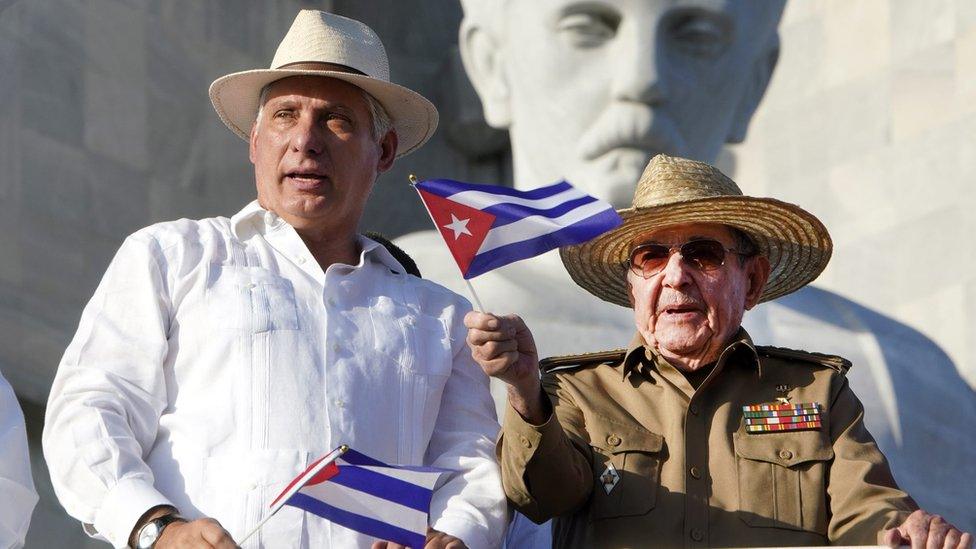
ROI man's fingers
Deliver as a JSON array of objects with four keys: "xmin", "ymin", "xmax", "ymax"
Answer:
[
  {"xmin": 883, "ymin": 528, "xmax": 904, "ymax": 548},
  {"xmin": 463, "ymin": 311, "xmax": 500, "ymax": 331},
  {"xmin": 199, "ymin": 520, "xmax": 237, "ymax": 549},
  {"xmin": 926, "ymin": 516, "xmax": 949, "ymax": 549},
  {"xmin": 958, "ymin": 532, "xmax": 973, "ymax": 549},
  {"xmin": 906, "ymin": 511, "xmax": 933, "ymax": 549},
  {"xmin": 466, "ymin": 327, "xmax": 514, "ymax": 346},
  {"xmin": 473, "ymin": 339, "xmax": 518, "ymax": 360},
  {"xmin": 943, "ymin": 529, "xmax": 962, "ymax": 549}
]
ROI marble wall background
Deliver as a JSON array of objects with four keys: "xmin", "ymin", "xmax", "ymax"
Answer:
[
  {"xmin": 733, "ymin": 0, "xmax": 976, "ymax": 389},
  {"xmin": 1, "ymin": 0, "xmax": 974, "ymax": 546}
]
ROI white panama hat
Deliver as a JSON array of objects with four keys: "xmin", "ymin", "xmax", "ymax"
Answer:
[{"xmin": 209, "ymin": 10, "xmax": 438, "ymax": 157}]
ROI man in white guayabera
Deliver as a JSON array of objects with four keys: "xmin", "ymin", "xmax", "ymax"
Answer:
[
  {"xmin": 394, "ymin": 0, "xmax": 976, "ymax": 537},
  {"xmin": 43, "ymin": 10, "xmax": 504, "ymax": 549}
]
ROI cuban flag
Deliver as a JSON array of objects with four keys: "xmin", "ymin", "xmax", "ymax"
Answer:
[
  {"xmin": 268, "ymin": 446, "xmax": 451, "ymax": 548},
  {"xmin": 414, "ymin": 178, "xmax": 622, "ymax": 279}
]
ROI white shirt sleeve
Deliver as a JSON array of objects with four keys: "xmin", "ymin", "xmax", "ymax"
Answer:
[
  {"xmin": 42, "ymin": 233, "xmax": 175, "ymax": 548},
  {"xmin": 0, "ymin": 371, "xmax": 38, "ymax": 549},
  {"xmin": 426, "ymin": 302, "xmax": 507, "ymax": 549}
]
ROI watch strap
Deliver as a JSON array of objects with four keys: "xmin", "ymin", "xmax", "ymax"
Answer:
[{"xmin": 136, "ymin": 513, "xmax": 186, "ymax": 549}]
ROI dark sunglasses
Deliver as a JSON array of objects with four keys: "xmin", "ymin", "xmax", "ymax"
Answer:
[{"xmin": 628, "ymin": 239, "xmax": 750, "ymax": 279}]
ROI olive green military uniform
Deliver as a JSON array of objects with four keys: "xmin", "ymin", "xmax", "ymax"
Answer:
[{"xmin": 499, "ymin": 330, "xmax": 916, "ymax": 548}]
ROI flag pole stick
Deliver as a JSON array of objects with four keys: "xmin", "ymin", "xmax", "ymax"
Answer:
[
  {"xmin": 239, "ymin": 444, "xmax": 349, "ymax": 545},
  {"xmin": 408, "ymin": 174, "xmax": 488, "ymax": 312}
]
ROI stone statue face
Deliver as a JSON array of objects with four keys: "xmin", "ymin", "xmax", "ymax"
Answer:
[{"xmin": 460, "ymin": 0, "xmax": 784, "ymax": 207}]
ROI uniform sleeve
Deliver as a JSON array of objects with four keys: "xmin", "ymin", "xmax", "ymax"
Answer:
[
  {"xmin": 826, "ymin": 373, "xmax": 917, "ymax": 544},
  {"xmin": 42, "ymin": 233, "xmax": 175, "ymax": 549},
  {"xmin": 0, "ymin": 371, "xmax": 38, "ymax": 549},
  {"xmin": 497, "ymin": 372, "xmax": 593, "ymax": 523},
  {"xmin": 425, "ymin": 301, "xmax": 507, "ymax": 549}
]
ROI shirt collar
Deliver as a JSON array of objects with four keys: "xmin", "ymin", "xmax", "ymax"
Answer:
[
  {"xmin": 357, "ymin": 234, "xmax": 408, "ymax": 275},
  {"xmin": 621, "ymin": 327, "xmax": 762, "ymax": 381},
  {"xmin": 229, "ymin": 201, "xmax": 409, "ymax": 275},
  {"xmin": 230, "ymin": 200, "xmax": 285, "ymax": 240}
]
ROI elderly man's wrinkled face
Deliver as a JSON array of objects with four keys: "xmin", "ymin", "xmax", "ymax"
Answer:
[
  {"xmin": 628, "ymin": 223, "xmax": 769, "ymax": 370},
  {"xmin": 462, "ymin": 0, "xmax": 782, "ymax": 207},
  {"xmin": 249, "ymin": 76, "xmax": 395, "ymax": 234}
]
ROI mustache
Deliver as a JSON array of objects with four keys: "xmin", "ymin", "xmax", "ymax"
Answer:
[
  {"xmin": 655, "ymin": 293, "xmax": 705, "ymax": 313},
  {"xmin": 575, "ymin": 103, "xmax": 685, "ymax": 161}
]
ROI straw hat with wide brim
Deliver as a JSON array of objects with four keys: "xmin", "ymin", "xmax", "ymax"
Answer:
[
  {"xmin": 560, "ymin": 155, "xmax": 832, "ymax": 308},
  {"xmin": 209, "ymin": 10, "xmax": 438, "ymax": 157}
]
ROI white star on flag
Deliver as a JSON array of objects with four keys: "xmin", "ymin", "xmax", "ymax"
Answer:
[{"xmin": 443, "ymin": 214, "xmax": 472, "ymax": 240}]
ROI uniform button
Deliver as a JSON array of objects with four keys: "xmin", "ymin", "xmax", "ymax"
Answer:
[
  {"xmin": 778, "ymin": 449, "xmax": 794, "ymax": 460},
  {"xmin": 606, "ymin": 434, "xmax": 622, "ymax": 447},
  {"xmin": 326, "ymin": 297, "xmax": 336, "ymax": 307},
  {"xmin": 244, "ymin": 283, "xmax": 256, "ymax": 290},
  {"xmin": 689, "ymin": 404, "xmax": 700, "ymax": 416},
  {"xmin": 334, "ymin": 399, "xmax": 346, "ymax": 408},
  {"xmin": 297, "ymin": 256, "xmax": 306, "ymax": 265},
  {"xmin": 519, "ymin": 435, "xmax": 532, "ymax": 448},
  {"xmin": 690, "ymin": 466, "xmax": 702, "ymax": 479},
  {"xmin": 332, "ymin": 343, "xmax": 341, "ymax": 353},
  {"xmin": 690, "ymin": 528, "xmax": 704, "ymax": 542}
]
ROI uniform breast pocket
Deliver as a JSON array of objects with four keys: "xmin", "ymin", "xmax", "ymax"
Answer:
[
  {"xmin": 588, "ymin": 422, "xmax": 664, "ymax": 521},
  {"xmin": 733, "ymin": 429, "xmax": 833, "ymax": 534},
  {"xmin": 206, "ymin": 265, "xmax": 300, "ymax": 333}
]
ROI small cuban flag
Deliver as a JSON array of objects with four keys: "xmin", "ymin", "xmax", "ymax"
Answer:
[
  {"xmin": 244, "ymin": 445, "xmax": 452, "ymax": 548},
  {"xmin": 414, "ymin": 178, "xmax": 623, "ymax": 279}
]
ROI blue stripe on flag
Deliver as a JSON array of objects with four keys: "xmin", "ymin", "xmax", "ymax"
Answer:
[
  {"xmin": 287, "ymin": 492, "xmax": 426, "ymax": 549},
  {"xmin": 330, "ymin": 466, "xmax": 434, "ymax": 513},
  {"xmin": 341, "ymin": 449, "xmax": 388, "ymax": 467},
  {"xmin": 484, "ymin": 195, "xmax": 597, "ymax": 228},
  {"xmin": 465, "ymin": 208, "xmax": 623, "ymax": 279},
  {"xmin": 418, "ymin": 178, "xmax": 572, "ymax": 200}
]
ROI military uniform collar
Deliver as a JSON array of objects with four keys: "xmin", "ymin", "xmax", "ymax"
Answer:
[{"xmin": 622, "ymin": 328, "xmax": 763, "ymax": 382}]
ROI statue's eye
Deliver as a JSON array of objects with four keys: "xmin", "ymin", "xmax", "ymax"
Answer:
[
  {"xmin": 558, "ymin": 11, "xmax": 620, "ymax": 48},
  {"xmin": 666, "ymin": 10, "xmax": 733, "ymax": 58}
]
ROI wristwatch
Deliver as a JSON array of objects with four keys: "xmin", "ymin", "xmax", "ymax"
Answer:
[{"xmin": 135, "ymin": 513, "xmax": 186, "ymax": 549}]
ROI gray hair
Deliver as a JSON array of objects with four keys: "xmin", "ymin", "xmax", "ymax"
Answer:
[
  {"xmin": 254, "ymin": 80, "xmax": 393, "ymax": 141},
  {"xmin": 729, "ymin": 226, "xmax": 760, "ymax": 265}
]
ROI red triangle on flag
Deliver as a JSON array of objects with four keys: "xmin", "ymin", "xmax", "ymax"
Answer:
[{"xmin": 418, "ymin": 189, "xmax": 496, "ymax": 277}]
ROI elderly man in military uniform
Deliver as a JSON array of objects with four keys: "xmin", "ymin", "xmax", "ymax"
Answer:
[{"xmin": 465, "ymin": 155, "xmax": 973, "ymax": 548}]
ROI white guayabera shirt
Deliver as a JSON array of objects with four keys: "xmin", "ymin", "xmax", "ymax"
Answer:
[
  {"xmin": 0, "ymin": 370, "xmax": 37, "ymax": 549},
  {"xmin": 42, "ymin": 201, "xmax": 505, "ymax": 549}
]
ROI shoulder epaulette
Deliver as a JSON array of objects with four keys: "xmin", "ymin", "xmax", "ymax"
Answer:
[
  {"xmin": 756, "ymin": 345, "xmax": 852, "ymax": 374},
  {"xmin": 540, "ymin": 349, "xmax": 627, "ymax": 374}
]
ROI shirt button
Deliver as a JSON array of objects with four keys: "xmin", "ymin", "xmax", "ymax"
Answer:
[
  {"xmin": 297, "ymin": 256, "xmax": 306, "ymax": 265},
  {"xmin": 332, "ymin": 343, "xmax": 341, "ymax": 353},
  {"xmin": 244, "ymin": 283, "xmax": 256, "ymax": 290},
  {"xmin": 326, "ymin": 297, "xmax": 336, "ymax": 307},
  {"xmin": 690, "ymin": 466, "xmax": 702, "ymax": 479},
  {"xmin": 606, "ymin": 434, "xmax": 622, "ymax": 447},
  {"xmin": 689, "ymin": 404, "xmax": 700, "ymax": 416},
  {"xmin": 519, "ymin": 435, "xmax": 532, "ymax": 449},
  {"xmin": 334, "ymin": 399, "xmax": 346, "ymax": 408},
  {"xmin": 779, "ymin": 449, "xmax": 794, "ymax": 460},
  {"xmin": 690, "ymin": 528, "xmax": 704, "ymax": 542}
]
